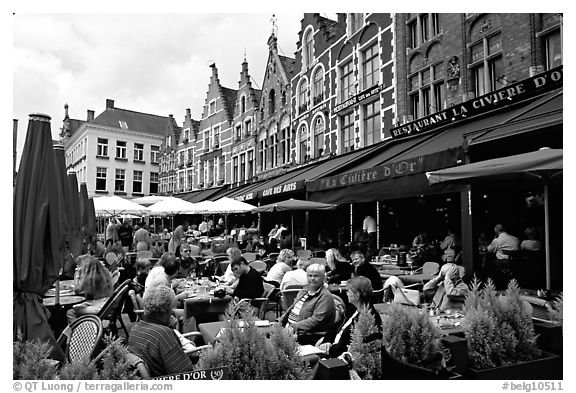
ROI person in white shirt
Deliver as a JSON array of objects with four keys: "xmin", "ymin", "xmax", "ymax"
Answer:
[
  {"xmin": 362, "ymin": 215, "xmax": 377, "ymax": 258},
  {"xmin": 280, "ymin": 258, "xmax": 309, "ymax": 290},
  {"xmin": 265, "ymin": 249, "xmax": 294, "ymax": 287},
  {"xmin": 275, "ymin": 224, "xmax": 288, "ymax": 240},
  {"xmin": 487, "ymin": 224, "xmax": 520, "ymax": 260}
]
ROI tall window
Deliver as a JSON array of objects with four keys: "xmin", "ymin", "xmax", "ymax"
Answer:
[
  {"xmin": 235, "ymin": 125, "xmax": 242, "ymax": 141},
  {"xmin": 363, "ymin": 101, "xmax": 381, "ymax": 146},
  {"xmin": 245, "ymin": 119, "xmax": 252, "ymax": 137},
  {"xmin": 299, "ymin": 125, "xmax": 308, "ymax": 163},
  {"xmin": 280, "ymin": 128, "xmax": 290, "ymax": 165},
  {"xmin": 432, "ymin": 13, "xmax": 440, "ymax": 35},
  {"xmin": 313, "ymin": 68, "xmax": 324, "ymax": 104},
  {"xmin": 204, "ymin": 131, "xmax": 210, "ymax": 150},
  {"xmin": 97, "ymin": 138, "xmax": 108, "ymax": 157},
  {"xmin": 240, "ymin": 154, "xmax": 246, "ymax": 182},
  {"xmin": 314, "ymin": 117, "xmax": 325, "ymax": 157},
  {"xmin": 133, "ymin": 170, "xmax": 143, "ymax": 194},
  {"xmin": 259, "ymin": 139, "xmax": 266, "ymax": 171},
  {"xmin": 341, "ymin": 113, "xmax": 354, "ymax": 153},
  {"xmin": 232, "ymin": 156, "xmax": 239, "ymax": 183},
  {"xmin": 362, "ymin": 43, "xmax": 379, "ymax": 90},
  {"xmin": 269, "ymin": 90, "xmax": 276, "ymax": 115},
  {"xmin": 187, "ymin": 170, "xmax": 193, "ymax": 190},
  {"xmin": 115, "ymin": 169, "xmax": 125, "ymax": 192},
  {"xmin": 150, "ymin": 172, "xmax": 158, "ymax": 194},
  {"xmin": 545, "ymin": 30, "xmax": 562, "ymax": 70},
  {"xmin": 470, "ymin": 33, "xmax": 503, "ymax": 96},
  {"xmin": 409, "ymin": 61, "xmax": 444, "ymax": 118},
  {"xmin": 116, "ymin": 141, "xmax": 126, "ymax": 159},
  {"xmin": 241, "ymin": 96, "xmax": 246, "ymax": 113},
  {"xmin": 298, "ymin": 80, "xmax": 308, "ymax": 112},
  {"xmin": 340, "ymin": 61, "xmax": 354, "ymax": 101},
  {"xmin": 420, "ymin": 14, "xmax": 429, "ymax": 42},
  {"xmin": 179, "ymin": 151, "xmax": 185, "ymax": 166},
  {"xmin": 134, "ymin": 143, "xmax": 144, "ymax": 161},
  {"xmin": 209, "ymin": 100, "xmax": 216, "ymax": 115},
  {"xmin": 304, "ymin": 29, "xmax": 314, "ymax": 68},
  {"xmin": 213, "ymin": 126, "xmax": 220, "ymax": 149},
  {"xmin": 151, "ymin": 145, "xmax": 160, "ymax": 163},
  {"xmin": 96, "ymin": 167, "xmax": 107, "ymax": 191},
  {"xmin": 247, "ymin": 150, "xmax": 254, "ymax": 179},
  {"xmin": 270, "ymin": 134, "xmax": 278, "ymax": 168},
  {"xmin": 408, "ymin": 20, "xmax": 418, "ymax": 48}
]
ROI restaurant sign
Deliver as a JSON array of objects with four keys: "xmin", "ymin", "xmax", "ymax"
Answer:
[
  {"xmin": 307, "ymin": 148, "xmax": 462, "ymax": 192},
  {"xmin": 235, "ymin": 192, "xmax": 255, "ymax": 202},
  {"xmin": 153, "ymin": 366, "xmax": 228, "ymax": 380},
  {"xmin": 390, "ymin": 66, "xmax": 563, "ymax": 140},
  {"xmin": 260, "ymin": 180, "xmax": 305, "ymax": 198},
  {"xmin": 332, "ymin": 84, "xmax": 383, "ymax": 115}
]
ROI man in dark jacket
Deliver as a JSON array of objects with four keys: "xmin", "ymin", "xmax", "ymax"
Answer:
[
  {"xmin": 226, "ymin": 257, "xmax": 264, "ymax": 300},
  {"xmin": 351, "ymin": 251, "xmax": 383, "ymax": 295}
]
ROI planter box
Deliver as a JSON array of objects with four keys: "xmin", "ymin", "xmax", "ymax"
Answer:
[
  {"xmin": 533, "ymin": 320, "xmax": 563, "ymax": 355},
  {"xmin": 467, "ymin": 351, "xmax": 561, "ymax": 380}
]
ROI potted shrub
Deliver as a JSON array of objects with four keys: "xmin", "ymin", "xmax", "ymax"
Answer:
[
  {"xmin": 533, "ymin": 293, "xmax": 563, "ymax": 355},
  {"xmin": 348, "ymin": 306, "xmax": 383, "ymax": 380},
  {"xmin": 13, "ymin": 331, "xmax": 59, "ymax": 380},
  {"xmin": 462, "ymin": 278, "xmax": 561, "ymax": 379},
  {"xmin": 196, "ymin": 309, "xmax": 309, "ymax": 379}
]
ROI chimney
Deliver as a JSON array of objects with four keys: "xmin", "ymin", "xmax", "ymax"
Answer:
[
  {"xmin": 106, "ymin": 99, "xmax": 115, "ymax": 109},
  {"xmin": 87, "ymin": 110, "xmax": 95, "ymax": 121},
  {"xmin": 64, "ymin": 103, "xmax": 69, "ymax": 118},
  {"xmin": 185, "ymin": 108, "xmax": 191, "ymax": 123}
]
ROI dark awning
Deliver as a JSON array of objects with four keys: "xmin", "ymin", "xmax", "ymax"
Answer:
[
  {"xmin": 177, "ymin": 186, "xmax": 227, "ymax": 203},
  {"xmin": 467, "ymin": 89, "xmax": 562, "ymax": 146}
]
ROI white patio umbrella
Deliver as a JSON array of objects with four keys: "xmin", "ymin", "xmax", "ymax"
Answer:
[
  {"xmin": 147, "ymin": 197, "xmax": 200, "ymax": 230},
  {"xmin": 132, "ymin": 195, "xmax": 169, "ymax": 207},
  {"xmin": 207, "ymin": 197, "xmax": 256, "ymax": 234},
  {"xmin": 93, "ymin": 195, "xmax": 150, "ymax": 216}
]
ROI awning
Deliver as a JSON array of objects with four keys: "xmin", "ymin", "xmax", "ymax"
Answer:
[
  {"xmin": 467, "ymin": 89, "xmax": 562, "ymax": 146},
  {"xmin": 177, "ymin": 186, "xmax": 228, "ymax": 203}
]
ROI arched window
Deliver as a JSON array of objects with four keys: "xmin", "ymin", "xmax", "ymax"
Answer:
[
  {"xmin": 299, "ymin": 124, "xmax": 308, "ymax": 163},
  {"xmin": 313, "ymin": 116, "xmax": 325, "ymax": 158},
  {"xmin": 313, "ymin": 68, "xmax": 324, "ymax": 105},
  {"xmin": 304, "ymin": 29, "xmax": 314, "ymax": 68},
  {"xmin": 269, "ymin": 89, "xmax": 276, "ymax": 115},
  {"xmin": 241, "ymin": 96, "xmax": 246, "ymax": 113},
  {"xmin": 298, "ymin": 80, "xmax": 308, "ymax": 113}
]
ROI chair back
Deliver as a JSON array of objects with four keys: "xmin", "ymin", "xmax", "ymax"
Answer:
[
  {"xmin": 128, "ymin": 289, "xmax": 144, "ymax": 321},
  {"xmin": 249, "ymin": 260, "xmax": 267, "ymax": 275},
  {"xmin": 242, "ymin": 252, "xmax": 257, "ymax": 262},
  {"xmin": 280, "ymin": 287, "xmax": 303, "ymax": 310},
  {"xmin": 218, "ymin": 261, "xmax": 230, "ymax": 276},
  {"xmin": 268, "ymin": 253, "xmax": 279, "ymax": 262},
  {"xmin": 331, "ymin": 294, "xmax": 346, "ymax": 328},
  {"xmin": 97, "ymin": 279, "xmax": 132, "ymax": 337},
  {"xmin": 296, "ymin": 249, "xmax": 312, "ymax": 259},
  {"xmin": 105, "ymin": 252, "xmax": 119, "ymax": 265},
  {"xmin": 309, "ymin": 257, "xmax": 327, "ymax": 266},
  {"xmin": 422, "ymin": 262, "xmax": 440, "ymax": 276},
  {"xmin": 137, "ymin": 251, "xmax": 153, "ymax": 260},
  {"xmin": 57, "ymin": 315, "xmax": 103, "ymax": 363}
]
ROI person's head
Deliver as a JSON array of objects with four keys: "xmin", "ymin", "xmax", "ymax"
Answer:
[
  {"xmin": 296, "ymin": 258, "xmax": 311, "ymax": 271},
  {"xmin": 346, "ymin": 276, "xmax": 374, "ymax": 306},
  {"xmin": 524, "ymin": 227, "xmax": 537, "ymax": 239},
  {"xmin": 277, "ymin": 249, "xmax": 295, "ymax": 265},
  {"xmin": 182, "ymin": 221, "xmax": 189, "ymax": 231},
  {"xmin": 105, "ymin": 238, "xmax": 114, "ymax": 248},
  {"xmin": 350, "ymin": 251, "xmax": 366, "ymax": 268},
  {"xmin": 136, "ymin": 258, "xmax": 152, "ymax": 274},
  {"xmin": 439, "ymin": 262, "xmax": 462, "ymax": 283},
  {"xmin": 226, "ymin": 247, "xmax": 242, "ymax": 263},
  {"xmin": 494, "ymin": 224, "xmax": 505, "ymax": 235},
  {"xmin": 142, "ymin": 285, "xmax": 176, "ymax": 323},
  {"xmin": 325, "ymin": 248, "xmax": 347, "ymax": 270},
  {"xmin": 230, "ymin": 257, "xmax": 249, "ymax": 278},
  {"xmin": 158, "ymin": 252, "xmax": 180, "ymax": 278},
  {"xmin": 79, "ymin": 256, "xmax": 115, "ymax": 299},
  {"xmin": 306, "ymin": 263, "xmax": 326, "ymax": 291},
  {"xmin": 274, "ymin": 224, "xmax": 279, "ymax": 229}
]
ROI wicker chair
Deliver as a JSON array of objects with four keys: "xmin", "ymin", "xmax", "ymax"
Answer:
[{"xmin": 56, "ymin": 315, "xmax": 103, "ymax": 364}]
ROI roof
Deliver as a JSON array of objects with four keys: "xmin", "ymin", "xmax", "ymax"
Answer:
[
  {"xmin": 221, "ymin": 87, "xmax": 238, "ymax": 119},
  {"xmin": 66, "ymin": 118, "xmax": 86, "ymax": 136},
  {"xmin": 91, "ymin": 107, "xmax": 175, "ymax": 137},
  {"xmin": 253, "ymin": 89, "xmax": 262, "ymax": 107},
  {"xmin": 278, "ymin": 55, "xmax": 296, "ymax": 80},
  {"xmin": 316, "ymin": 14, "xmax": 340, "ymax": 40}
]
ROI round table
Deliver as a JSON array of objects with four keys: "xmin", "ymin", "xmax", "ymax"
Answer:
[{"xmin": 43, "ymin": 296, "xmax": 86, "ymax": 307}]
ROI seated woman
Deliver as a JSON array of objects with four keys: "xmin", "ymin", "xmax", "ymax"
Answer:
[
  {"xmin": 127, "ymin": 285, "xmax": 194, "ymax": 377},
  {"xmin": 325, "ymin": 248, "xmax": 354, "ymax": 284},
  {"xmin": 317, "ymin": 276, "xmax": 382, "ymax": 358},
  {"xmin": 264, "ymin": 249, "xmax": 294, "ymax": 287},
  {"xmin": 423, "ymin": 263, "xmax": 468, "ymax": 311},
  {"xmin": 67, "ymin": 255, "xmax": 115, "ymax": 324},
  {"xmin": 279, "ymin": 263, "xmax": 336, "ymax": 345}
]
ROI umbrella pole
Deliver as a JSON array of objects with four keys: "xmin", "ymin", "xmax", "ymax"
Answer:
[
  {"xmin": 544, "ymin": 183, "xmax": 551, "ymax": 290},
  {"xmin": 291, "ymin": 213, "xmax": 294, "ymax": 251}
]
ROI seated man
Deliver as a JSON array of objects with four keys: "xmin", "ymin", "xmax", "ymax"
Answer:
[
  {"xmin": 350, "ymin": 251, "xmax": 383, "ymax": 301},
  {"xmin": 279, "ymin": 263, "xmax": 336, "ymax": 345},
  {"xmin": 127, "ymin": 285, "xmax": 194, "ymax": 377},
  {"xmin": 423, "ymin": 263, "xmax": 468, "ymax": 311},
  {"xmin": 226, "ymin": 256, "xmax": 264, "ymax": 300}
]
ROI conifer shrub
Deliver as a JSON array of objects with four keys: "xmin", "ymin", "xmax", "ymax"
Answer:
[
  {"xmin": 13, "ymin": 330, "xmax": 58, "ymax": 380},
  {"xmin": 548, "ymin": 293, "xmax": 563, "ymax": 327},
  {"xmin": 348, "ymin": 306, "xmax": 382, "ymax": 379}
]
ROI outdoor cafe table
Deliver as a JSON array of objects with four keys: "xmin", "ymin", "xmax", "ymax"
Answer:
[
  {"xmin": 43, "ymin": 295, "xmax": 86, "ymax": 308},
  {"xmin": 181, "ymin": 291, "xmax": 232, "ymax": 332},
  {"xmin": 373, "ymin": 262, "xmax": 434, "ymax": 286},
  {"xmin": 198, "ymin": 319, "xmax": 275, "ymax": 345}
]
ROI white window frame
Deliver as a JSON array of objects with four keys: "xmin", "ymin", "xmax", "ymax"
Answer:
[
  {"xmin": 96, "ymin": 167, "xmax": 107, "ymax": 191},
  {"xmin": 97, "ymin": 138, "xmax": 108, "ymax": 157}
]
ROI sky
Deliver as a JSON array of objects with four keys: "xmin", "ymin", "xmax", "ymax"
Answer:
[{"xmin": 11, "ymin": 11, "xmax": 316, "ymax": 167}]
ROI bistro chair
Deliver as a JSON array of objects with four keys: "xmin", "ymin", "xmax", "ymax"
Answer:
[
  {"xmin": 301, "ymin": 294, "xmax": 346, "ymax": 346},
  {"xmin": 309, "ymin": 257, "xmax": 327, "ymax": 266},
  {"xmin": 311, "ymin": 250, "xmax": 326, "ymax": 258},
  {"xmin": 248, "ymin": 260, "xmax": 267, "ymax": 276},
  {"xmin": 280, "ymin": 285, "xmax": 304, "ymax": 311},
  {"xmin": 218, "ymin": 260, "xmax": 230, "ymax": 276},
  {"xmin": 242, "ymin": 252, "xmax": 257, "ymax": 262},
  {"xmin": 268, "ymin": 253, "xmax": 280, "ymax": 262},
  {"xmin": 296, "ymin": 249, "xmax": 312, "ymax": 260},
  {"xmin": 420, "ymin": 262, "xmax": 440, "ymax": 276},
  {"xmin": 260, "ymin": 282, "xmax": 281, "ymax": 319},
  {"xmin": 97, "ymin": 279, "xmax": 132, "ymax": 338},
  {"xmin": 56, "ymin": 314, "xmax": 103, "ymax": 364},
  {"xmin": 128, "ymin": 289, "xmax": 145, "ymax": 322}
]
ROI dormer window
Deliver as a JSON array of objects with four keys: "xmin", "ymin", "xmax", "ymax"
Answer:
[
  {"xmin": 118, "ymin": 120, "xmax": 128, "ymax": 129},
  {"xmin": 269, "ymin": 89, "xmax": 276, "ymax": 115}
]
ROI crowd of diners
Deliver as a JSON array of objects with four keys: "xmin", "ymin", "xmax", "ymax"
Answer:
[{"xmin": 57, "ymin": 215, "xmax": 541, "ymax": 377}]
